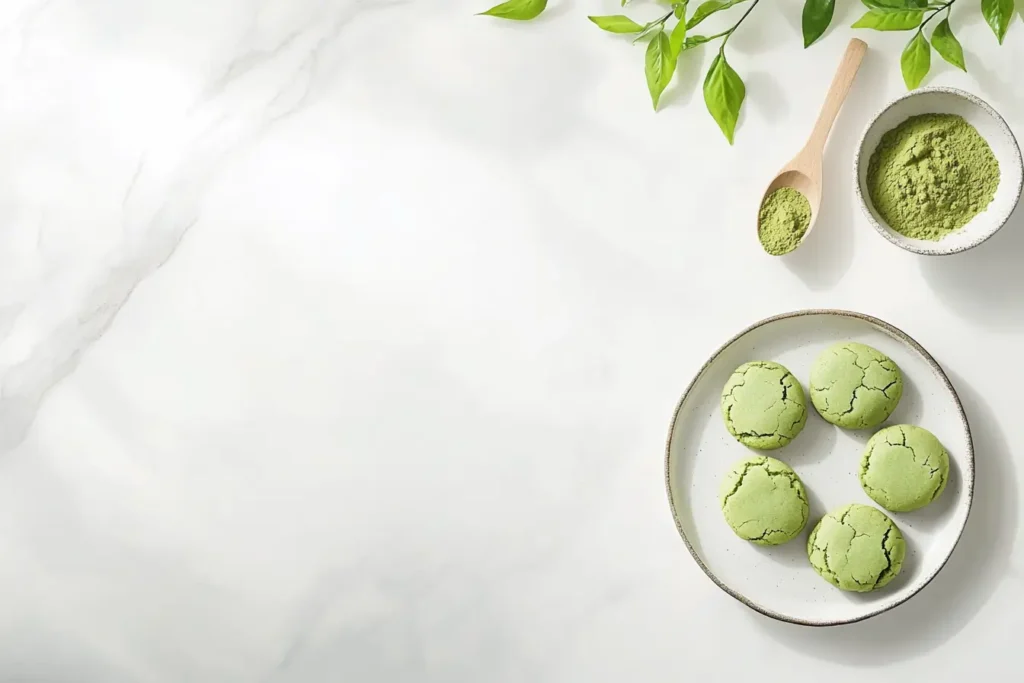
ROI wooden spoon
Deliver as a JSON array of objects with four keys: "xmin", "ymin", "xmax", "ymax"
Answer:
[{"xmin": 758, "ymin": 38, "xmax": 867, "ymax": 255}]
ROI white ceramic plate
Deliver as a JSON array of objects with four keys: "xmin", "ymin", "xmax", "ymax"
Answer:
[
  {"xmin": 665, "ymin": 310, "xmax": 974, "ymax": 626},
  {"xmin": 854, "ymin": 87, "xmax": 1023, "ymax": 255}
]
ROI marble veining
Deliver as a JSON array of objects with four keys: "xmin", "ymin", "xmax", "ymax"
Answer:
[{"xmin": 1, "ymin": 0, "xmax": 1024, "ymax": 681}]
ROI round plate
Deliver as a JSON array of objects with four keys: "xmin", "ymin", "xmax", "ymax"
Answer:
[{"xmin": 665, "ymin": 310, "xmax": 974, "ymax": 626}]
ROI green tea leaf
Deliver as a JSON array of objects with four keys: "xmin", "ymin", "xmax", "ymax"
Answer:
[
  {"xmin": 900, "ymin": 30, "xmax": 931, "ymax": 89},
  {"xmin": 703, "ymin": 51, "xmax": 745, "ymax": 143},
  {"xmin": 588, "ymin": 15, "xmax": 646, "ymax": 33},
  {"xmin": 931, "ymin": 18, "xmax": 966, "ymax": 71},
  {"xmin": 674, "ymin": 1, "xmax": 688, "ymax": 19},
  {"xmin": 478, "ymin": 0, "xmax": 547, "ymax": 20},
  {"xmin": 645, "ymin": 31, "xmax": 677, "ymax": 110},
  {"xmin": 861, "ymin": 0, "xmax": 927, "ymax": 9},
  {"xmin": 802, "ymin": 0, "xmax": 836, "ymax": 48},
  {"xmin": 670, "ymin": 17, "xmax": 688, "ymax": 55},
  {"xmin": 852, "ymin": 9, "xmax": 923, "ymax": 30},
  {"xmin": 687, "ymin": 0, "xmax": 748, "ymax": 29},
  {"xmin": 677, "ymin": 34, "xmax": 713, "ymax": 52},
  {"xmin": 982, "ymin": 0, "xmax": 1015, "ymax": 44},
  {"xmin": 633, "ymin": 20, "xmax": 666, "ymax": 43}
]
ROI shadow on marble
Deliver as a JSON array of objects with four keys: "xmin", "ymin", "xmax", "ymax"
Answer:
[
  {"xmin": 660, "ymin": 45, "xmax": 708, "ymax": 110},
  {"xmin": 778, "ymin": 125, "xmax": 857, "ymax": 292},
  {"xmin": 753, "ymin": 370, "xmax": 1018, "ymax": 666},
  {"xmin": 744, "ymin": 70, "xmax": 789, "ymax": 123},
  {"xmin": 962, "ymin": 50, "xmax": 1023, "ymax": 108},
  {"xmin": 726, "ymin": 11, "xmax": 788, "ymax": 56},
  {"xmin": 920, "ymin": 206, "xmax": 1024, "ymax": 329}
]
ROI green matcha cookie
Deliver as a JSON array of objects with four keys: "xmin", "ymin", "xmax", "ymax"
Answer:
[
  {"xmin": 809, "ymin": 342, "xmax": 902, "ymax": 429},
  {"xmin": 720, "ymin": 456, "xmax": 809, "ymax": 545},
  {"xmin": 721, "ymin": 361, "xmax": 807, "ymax": 450},
  {"xmin": 860, "ymin": 425, "xmax": 949, "ymax": 512},
  {"xmin": 807, "ymin": 504, "xmax": 906, "ymax": 592}
]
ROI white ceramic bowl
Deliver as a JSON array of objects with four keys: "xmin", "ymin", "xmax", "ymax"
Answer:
[{"xmin": 854, "ymin": 87, "xmax": 1023, "ymax": 255}]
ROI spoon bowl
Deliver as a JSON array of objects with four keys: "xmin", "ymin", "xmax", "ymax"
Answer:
[
  {"xmin": 761, "ymin": 169, "xmax": 821, "ymax": 219},
  {"xmin": 758, "ymin": 39, "xmax": 867, "ymax": 255}
]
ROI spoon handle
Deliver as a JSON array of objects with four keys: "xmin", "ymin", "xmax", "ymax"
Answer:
[{"xmin": 806, "ymin": 39, "xmax": 867, "ymax": 154}]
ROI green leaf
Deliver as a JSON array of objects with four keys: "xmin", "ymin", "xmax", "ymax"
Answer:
[
  {"xmin": 703, "ymin": 51, "xmax": 745, "ymax": 143},
  {"xmin": 674, "ymin": 1, "xmax": 688, "ymax": 19},
  {"xmin": 901, "ymin": 30, "xmax": 931, "ymax": 89},
  {"xmin": 478, "ymin": 0, "xmax": 547, "ymax": 20},
  {"xmin": 852, "ymin": 9, "xmax": 923, "ymax": 30},
  {"xmin": 687, "ymin": 0, "xmax": 748, "ymax": 29},
  {"xmin": 982, "ymin": 0, "xmax": 1015, "ymax": 44},
  {"xmin": 931, "ymin": 18, "xmax": 966, "ymax": 71},
  {"xmin": 588, "ymin": 15, "xmax": 646, "ymax": 33},
  {"xmin": 861, "ymin": 0, "xmax": 927, "ymax": 9},
  {"xmin": 680, "ymin": 34, "xmax": 714, "ymax": 50},
  {"xmin": 670, "ymin": 17, "xmax": 688, "ymax": 55},
  {"xmin": 633, "ymin": 21, "xmax": 666, "ymax": 43},
  {"xmin": 645, "ymin": 31, "xmax": 677, "ymax": 110},
  {"xmin": 802, "ymin": 0, "xmax": 836, "ymax": 48}
]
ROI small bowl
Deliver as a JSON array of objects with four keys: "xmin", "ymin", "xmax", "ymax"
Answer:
[{"xmin": 854, "ymin": 87, "xmax": 1023, "ymax": 256}]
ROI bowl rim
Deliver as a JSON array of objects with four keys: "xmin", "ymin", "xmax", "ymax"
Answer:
[
  {"xmin": 663, "ymin": 308, "xmax": 975, "ymax": 627},
  {"xmin": 853, "ymin": 86, "xmax": 1024, "ymax": 256}
]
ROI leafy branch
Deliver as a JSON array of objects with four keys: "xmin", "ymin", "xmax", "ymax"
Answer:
[
  {"xmin": 841, "ymin": 1, "xmax": 959, "ymax": 89},
  {"xmin": 477, "ymin": 0, "xmax": 1019, "ymax": 143},
  {"xmin": 591, "ymin": 0, "xmax": 762, "ymax": 145}
]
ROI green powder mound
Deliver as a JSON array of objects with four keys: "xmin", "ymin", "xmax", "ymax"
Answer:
[
  {"xmin": 867, "ymin": 113, "xmax": 1000, "ymax": 241},
  {"xmin": 807, "ymin": 504, "xmax": 906, "ymax": 593},
  {"xmin": 758, "ymin": 187, "xmax": 811, "ymax": 255}
]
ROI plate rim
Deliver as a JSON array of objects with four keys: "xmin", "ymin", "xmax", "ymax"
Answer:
[{"xmin": 663, "ymin": 309, "xmax": 975, "ymax": 627}]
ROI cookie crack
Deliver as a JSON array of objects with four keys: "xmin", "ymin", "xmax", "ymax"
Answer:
[
  {"xmin": 809, "ymin": 528, "xmax": 838, "ymax": 584},
  {"xmin": 726, "ymin": 366, "xmax": 804, "ymax": 443},
  {"xmin": 814, "ymin": 346, "xmax": 900, "ymax": 424},
  {"xmin": 880, "ymin": 379, "xmax": 900, "ymax": 398},
  {"xmin": 722, "ymin": 460, "xmax": 802, "ymax": 509},
  {"xmin": 752, "ymin": 528, "xmax": 789, "ymax": 542},
  {"xmin": 930, "ymin": 471, "xmax": 948, "ymax": 501},
  {"xmin": 874, "ymin": 527, "xmax": 895, "ymax": 589},
  {"xmin": 720, "ymin": 460, "xmax": 761, "ymax": 509}
]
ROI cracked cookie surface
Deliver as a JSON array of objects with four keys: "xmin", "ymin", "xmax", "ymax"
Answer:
[
  {"xmin": 721, "ymin": 361, "xmax": 807, "ymax": 450},
  {"xmin": 860, "ymin": 425, "xmax": 949, "ymax": 512},
  {"xmin": 720, "ymin": 456, "xmax": 809, "ymax": 546},
  {"xmin": 809, "ymin": 342, "xmax": 902, "ymax": 429},
  {"xmin": 807, "ymin": 504, "xmax": 906, "ymax": 592}
]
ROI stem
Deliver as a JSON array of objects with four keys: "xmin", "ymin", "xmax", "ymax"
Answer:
[
  {"xmin": 632, "ymin": 9, "xmax": 676, "ymax": 44},
  {"xmin": 921, "ymin": 0, "xmax": 956, "ymax": 30},
  {"xmin": 721, "ymin": 0, "xmax": 760, "ymax": 50}
]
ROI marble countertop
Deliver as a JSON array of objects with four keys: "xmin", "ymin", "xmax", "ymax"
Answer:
[{"xmin": 1, "ymin": 0, "xmax": 1023, "ymax": 680}]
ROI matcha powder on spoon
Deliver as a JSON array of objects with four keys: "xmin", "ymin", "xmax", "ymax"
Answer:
[
  {"xmin": 867, "ymin": 114, "xmax": 1000, "ymax": 241},
  {"xmin": 759, "ymin": 187, "xmax": 811, "ymax": 256}
]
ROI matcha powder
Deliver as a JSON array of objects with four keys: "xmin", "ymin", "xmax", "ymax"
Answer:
[
  {"xmin": 867, "ymin": 113, "xmax": 1000, "ymax": 241},
  {"xmin": 758, "ymin": 187, "xmax": 811, "ymax": 256}
]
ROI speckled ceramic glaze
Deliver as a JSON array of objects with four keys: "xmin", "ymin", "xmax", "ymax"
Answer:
[
  {"xmin": 665, "ymin": 310, "xmax": 974, "ymax": 627},
  {"xmin": 854, "ymin": 87, "xmax": 1023, "ymax": 256}
]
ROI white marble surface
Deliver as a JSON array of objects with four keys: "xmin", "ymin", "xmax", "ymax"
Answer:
[{"xmin": 1, "ymin": 0, "xmax": 1023, "ymax": 680}]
